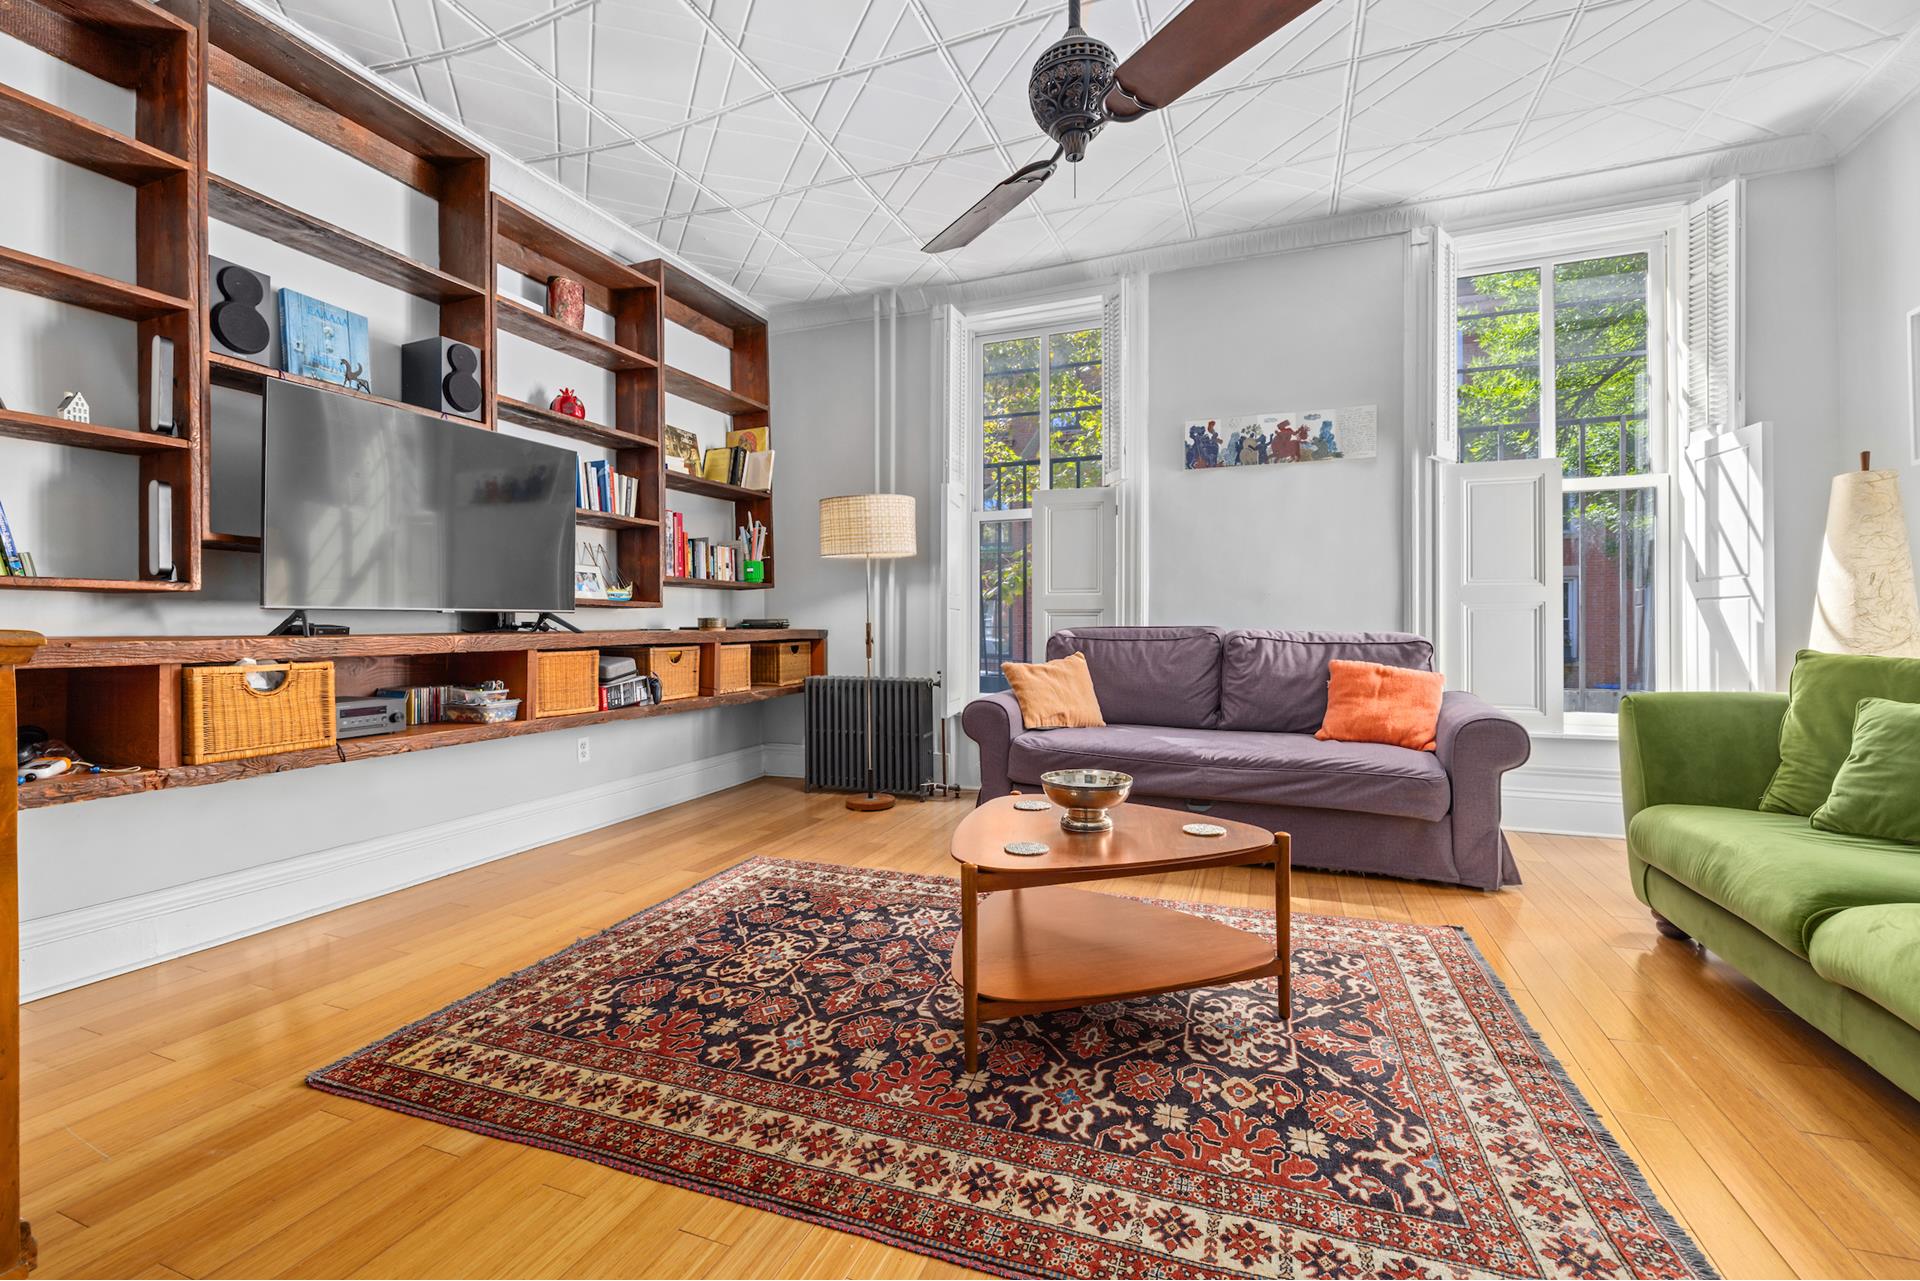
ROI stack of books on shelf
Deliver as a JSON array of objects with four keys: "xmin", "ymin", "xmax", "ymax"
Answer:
[
  {"xmin": 375, "ymin": 683, "xmax": 449, "ymax": 726},
  {"xmin": 0, "ymin": 499, "xmax": 35, "ymax": 577},
  {"xmin": 576, "ymin": 459, "xmax": 642, "ymax": 517},
  {"xmin": 667, "ymin": 512, "xmax": 768, "ymax": 582},
  {"xmin": 700, "ymin": 445, "xmax": 775, "ymax": 491}
]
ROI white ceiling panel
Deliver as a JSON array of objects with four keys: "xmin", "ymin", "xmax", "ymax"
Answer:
[{"xmin": 264, "ymin": 0, "xmax": 1920, "ymax": 304}]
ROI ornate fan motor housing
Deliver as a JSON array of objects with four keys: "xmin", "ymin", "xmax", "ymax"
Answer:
[{"xmin": 1029, "ymin": 2, "xmax": 1116, "ymax": 163}]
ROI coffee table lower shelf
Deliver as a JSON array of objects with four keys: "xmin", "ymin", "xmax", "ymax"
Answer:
[{"xmin": 950, "ymin": 885, "xmax": 1286, "ymax": 1057}]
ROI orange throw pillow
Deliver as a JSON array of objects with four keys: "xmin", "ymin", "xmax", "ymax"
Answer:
[
  {"xmin": 1002, "ymin": 653, "xmax": 1105, "ymax": 729},
  {"xmin": 1315, "ymin": 659, "xmax": 1445, "ymax": 752}
]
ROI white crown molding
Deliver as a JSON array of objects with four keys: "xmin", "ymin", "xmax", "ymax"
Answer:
[
  {"xmin": 20, "ymin": 744, "xmax": 778, "ymax": 1000},
  {"xmin": 769, "ymin": 132, "xmax": 1833, "ymax": 335},
  {"xmin": 227, "ymin": 0, "xmax": 765, "ymax": 323}
]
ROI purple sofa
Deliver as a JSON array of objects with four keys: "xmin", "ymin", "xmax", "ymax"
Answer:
[{"xmin": 962, "ymin": 627, "xmax": 1530, "ymax": 889}]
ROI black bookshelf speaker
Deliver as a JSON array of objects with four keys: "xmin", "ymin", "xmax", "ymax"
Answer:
[
  {"xmin": 402, "ymin": 336, "xmax": 485, "ymax": 420},
  {"xmin": 206, "ymin": 256, "xmax": 275, "ymax": 364}
]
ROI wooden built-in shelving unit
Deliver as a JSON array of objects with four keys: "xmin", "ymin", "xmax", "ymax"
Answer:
[
  {"xmin": 14, "ymin": 628, "xmax": 825, "ymax": 810},
  {"xmin": 1, "ymin": 0, "xmax": 776, "ymax": 606},
  {"xmin": 0, "ymin": 0, "xmax": 204, "ymax": 593}
]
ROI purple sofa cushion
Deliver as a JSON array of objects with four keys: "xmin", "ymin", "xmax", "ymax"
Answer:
[
  {"xmin": 1045, "ymin": 627, "xmax": 1223, "ymax": 730},
  {"xmin": 1219, "ymin": 630, "xmax": 1436, "ymax": 733},
  {"xmin": 1007, "ymin": 723, "xmax": 1450, "ymax": 822}
]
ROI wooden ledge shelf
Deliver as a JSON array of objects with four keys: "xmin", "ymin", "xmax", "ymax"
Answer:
[
  {"xmin": 497, "ymin": 397, "xmax": 652, "ymax": 451},
  {"xmin": 664, "ymin": 578, "xmax": 769, "ymax": 590},
  {"xmin": 208, "ymin": 175, "xmax": 485, "ymax": 304},
  {"xmin": 666, "ymin": 471, "xmax": 769, "ymax": 503},
  {"xmin": 202, "ymin": 531, "xmax": 261, "ymax": 552},
  {"xmin": 664, "ymin": 365, "xmax": 766, "ymax": 415},
  {"xmin": 0, "ymin": 244, "xmax": 189, "ymax": 319},
  {"xmin": 495, "ymin": 198, "xmax": 659, "ymax": 297},
  {"xmin": 210, "ymin": 352, "xmax": 473, "ymax": 425},
  {"xmin": 0, "ymin": 82, "xmax": 189, "ymax": 184},
  {"xmin": 52, "ymin": 0, "xmax": 197, "ymax": 36},
  {"xmin": 15, "ymin": 628, "xmax": 825, "ymax": 810},
  {"xmin": 0, "ymin": 576, "xmax": 189, "ymax": 593},
  {"xmin": 497, "ymin": 298, "xmax": 655, "ymax": 371},
  {"xmin": 0, "ymin": 408, "xmax": 190, "ymax": 455},
  {"xmin": 575, "ymin": 509, "xmax": 657, "ymax": 531}
]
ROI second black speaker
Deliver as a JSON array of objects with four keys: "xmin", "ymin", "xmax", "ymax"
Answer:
[{"xmin": 401, "ymin": 336, "xmax": 485, "ymax": 421}]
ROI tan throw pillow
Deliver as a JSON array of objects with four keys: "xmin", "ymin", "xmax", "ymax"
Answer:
[{"xmin": 1001, "ymin": 653, "xmax": 1105, "ymax": 729}]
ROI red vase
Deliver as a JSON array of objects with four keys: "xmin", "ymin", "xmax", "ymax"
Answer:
[
  {"xmin": 551, "ymin": 387, "xmax": 586, "ymax": 419},
  {"xmin": 547, "ymin": 275, "xmax": 585, "ymax": 329}
]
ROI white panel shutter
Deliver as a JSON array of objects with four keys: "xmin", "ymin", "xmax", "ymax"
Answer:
[
  {"xmin": 1682, "ymin": 421, "xmax": 1774, "ymax": 691},
  {"xmin": 939, "ymin": 304, "xmax": 973, "ymax": 718},
  {"xmin": 1684, "ymin": 182, "xmax": 1742, "ymax": 437},
  {"xmin": 1433, "ymin": 227, "xmax": 1459, "ymax": 462},
  {"xmin": 1101, "ymin": 280, "xmax": 1125, "ymax": 481},
  {"xmin": 1438, "ymin": 458, "xmax": 1563, "ymax": 734},
  {"xmin": 1033, "ymin": 487, "xmax": 1117, "ymax": 641}
]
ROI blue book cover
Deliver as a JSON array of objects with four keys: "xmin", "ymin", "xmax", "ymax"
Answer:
[
  {"xmin": 0, "ymin": 498, "xmax": 23, "ymax": 575},
  {"xmin": 278, "ymin": 289, "xmax": 371, "ymax": 391}
]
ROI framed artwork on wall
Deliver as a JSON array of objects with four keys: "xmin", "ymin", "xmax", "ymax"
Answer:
[{"xmin": 1908, "ymin": 307, "xmax": 1920, "ymax": 465}]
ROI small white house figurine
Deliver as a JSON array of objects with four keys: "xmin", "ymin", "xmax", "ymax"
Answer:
[{"xmin": 54, "ymin": 392, "xmax": 89, "ymax": 423}]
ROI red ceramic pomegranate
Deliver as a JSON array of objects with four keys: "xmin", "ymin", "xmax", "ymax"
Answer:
[{"xmin": 551, "ymin": 387, "xmax": 586, "ymax": 419}]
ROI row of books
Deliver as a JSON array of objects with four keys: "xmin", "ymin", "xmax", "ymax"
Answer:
[
  {"xmin": 375, "ymin": 682, "xmax": 517, "ymax": 726},
  {"xmin": 576, "ymin": 459, "xmax": 642, "ymax": 517},
  {"xmin": 699, "ymin": 445, "xmax": 774, "ymax": 491},
  {"xmin": 0, "ymin": 499, "xmax": 35, "ymax": 577},
  {"xmin": 666, "ymin": 510, "xmax": 767, "ymax": 581}
]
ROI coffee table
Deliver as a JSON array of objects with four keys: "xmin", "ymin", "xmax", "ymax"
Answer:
[{"xmin": 949, "ymin": 794, "xmax": 1290, "ymax": 1073}]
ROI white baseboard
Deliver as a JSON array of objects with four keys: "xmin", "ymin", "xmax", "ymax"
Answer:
[
  {"xmin": 762, "ymin": 741, "xmax": 804, "ymax": 778},
  {"xmin": 20, "ymin": 744, "xmax": 775, "ymax": 1001}
]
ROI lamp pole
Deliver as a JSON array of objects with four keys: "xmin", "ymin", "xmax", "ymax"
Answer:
[{"xmin": 847, "ymin": 553, "xmax": 893, "ymax": 811}]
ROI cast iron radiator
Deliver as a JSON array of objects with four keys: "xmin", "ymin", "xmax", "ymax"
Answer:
[{"xmin": 803, "ymin": 675, "xmax": 940, "ymax": 796}]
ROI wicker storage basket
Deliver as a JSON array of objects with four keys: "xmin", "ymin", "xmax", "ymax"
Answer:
[
  {"xmin": 705, "ymin": 644, "xmax": 751, "ymax": 695},
  {"xmin": 182, "ymin": 661, "xmax": 336, "ymax": 765},
  {"xmin": 534, "ymin": 650, "xmax": 599, "ymax": 718},
  {"xmin": 751, "ymin": 641, "xmax": 810, "ymax": 688},
  {"xmin": 644, "ymin": 646, "xmax": 700, "ymax": 702}
]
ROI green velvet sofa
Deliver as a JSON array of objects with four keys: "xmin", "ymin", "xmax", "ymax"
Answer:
[{"xmin": 1619, "ymin": 691, "xmax": 1920, "ymax": 1101}]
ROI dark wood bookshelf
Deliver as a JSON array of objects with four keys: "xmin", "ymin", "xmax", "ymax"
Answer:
[
  {"xmin": 663, "ymin": 577, "xmax": 770, "ymax": 591},
  {"xmin": 0, "ymin": 81, "xmax": 189, "ymax": 183},
  {"xmin": 666, "ymin": 470, "xmax": 769, "ymax": 503},
  {"xmin": 0, "ymin": 408, "xmax": 191, "ymax": 455},
  {"xmin": 207, "ymin": 174, "xmax": 486, "ymax": 303},
  {"xmin": 497, "ymin": 397, "xmax": 651, "ymax": 451},
  {"xmin": 0, "ymin": 244, "xmax": 190, "ymax": 319},
  {"xmin": 496, "ymin": 297, "xmax": 656, "ymax": 371},
  {"xmin": 664, "ymin": 365, "xmax": 767, "ymax": 415},
  {"xmin": 0, "ymin": 576, "xmax": 193, "ymax": 594},
  {"xmin": 575, "ymin": 509, "xmax": 658, "ymax": 532},
  {"xmin": 209, "ymin": 352, "xmax": 469, "ymax": 425}
]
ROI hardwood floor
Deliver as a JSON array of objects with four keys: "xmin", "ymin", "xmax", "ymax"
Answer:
[{"xmin": 19, "ymin": 778, "xmax": 1920, "ymax": 1279}]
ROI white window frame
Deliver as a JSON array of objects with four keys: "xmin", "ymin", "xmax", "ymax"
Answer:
[
  {"xmin": 968, "ymin": 306, "xmax": 1106, "ymax": 700},
  {"xmin": 1451, "ymin": 213, "xmax": 1682, "ymax": 733}
]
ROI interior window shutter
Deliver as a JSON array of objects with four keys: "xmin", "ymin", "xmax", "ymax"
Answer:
[
  {"xmin": 940, "ymin": 304, "xmax": 974, "ymax": 719},
  {"xmin": 1101, "ymin": 280, "xmax": 1125, "ymax": 480},
  {"xmin": 1433, "ymin": 227, "xmax": 1459, "ymax": 461},
  {"xmin": 1684, "ymin": 181, "xmax": 1742, "ymax": 436}
]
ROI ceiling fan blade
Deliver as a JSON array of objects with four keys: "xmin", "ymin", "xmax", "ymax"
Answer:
[
  {"xmin": 922, "ymin": 153, "xmax": 1060, "ymax": 254},
  {"xmin": 1104, "ymin": 0, "xmax": 1325, "ymax": 121}
]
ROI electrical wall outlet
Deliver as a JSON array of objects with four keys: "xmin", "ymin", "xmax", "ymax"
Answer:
[{"xmin": 576, "ymin": 736, "xmax": 590, "ymax": 764}]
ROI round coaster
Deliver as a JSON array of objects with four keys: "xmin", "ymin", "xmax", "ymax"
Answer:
[
  {"xmin": 1182, "ymin": 822, "xmax": 1227, "ymax": 837},
  {"xmin": 1003, "ymin": 841, "xmax": 1050, "ymax": 857},
  {"xmin": 1012, "ymin": 799, "xmax": 1051, "ymax": 811}
]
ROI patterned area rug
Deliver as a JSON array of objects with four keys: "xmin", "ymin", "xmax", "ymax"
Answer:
[{"xmin": 310, "ymin": 857, "xmax": 1713, "ymax": 1279}]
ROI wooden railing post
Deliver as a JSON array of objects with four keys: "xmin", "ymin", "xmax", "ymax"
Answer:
[{"xmin": 0, "ymin": 631, "xmax": 42, "ymax": 1277}]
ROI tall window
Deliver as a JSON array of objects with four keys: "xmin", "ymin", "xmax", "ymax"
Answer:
[
  {"xmin": 1456, "ymin": 247, "xmax": 1665, "ymax": 715},
  {"xmin": 975, "ymin": 322, "xmax": 1103, "ymax": 693}
]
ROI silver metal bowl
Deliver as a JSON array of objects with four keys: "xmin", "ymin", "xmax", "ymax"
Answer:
[{"xmin": 1039, "ymin": 769, "xmax": 1133, "ymax": 833}]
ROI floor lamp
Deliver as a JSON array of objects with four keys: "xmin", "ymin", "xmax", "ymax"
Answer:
[
  {"xmin": 819, "ymin": 493, "xmax": 918, "ymax": 812},
  {"xmin": 1811, "ymin": 452, "xmax": 1920, "ymax": 658}
]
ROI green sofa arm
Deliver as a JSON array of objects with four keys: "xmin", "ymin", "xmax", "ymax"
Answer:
[{"xmin": 1618, "ymin": 691, "xmax": 1787, "ymax": 827}]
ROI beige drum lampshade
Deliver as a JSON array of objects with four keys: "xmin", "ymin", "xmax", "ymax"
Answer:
[
  {"xmin": 1811, "ymin": 461, "xmax": 1920, "ymax": 658},
  {"xmin": 819, "ymin": 493, "xmax": 916, "ymax": 559}
]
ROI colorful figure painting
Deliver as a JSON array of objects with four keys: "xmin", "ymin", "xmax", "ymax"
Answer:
[{"xmin": 1183, "ymin": 405, "xmax": 1377, "ymax": 469}]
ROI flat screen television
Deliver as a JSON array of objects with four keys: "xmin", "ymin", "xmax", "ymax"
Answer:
[{"xmin": 262, "ymin": 381, "xmax": 576, "ymax": 613}]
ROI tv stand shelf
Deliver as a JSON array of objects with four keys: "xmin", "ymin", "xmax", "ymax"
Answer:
[{"xmin": 15, "ymin": 627, "xmax": 824, "ymax": 811}]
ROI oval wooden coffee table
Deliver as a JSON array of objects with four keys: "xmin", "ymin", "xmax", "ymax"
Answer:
[{"xmin": 950, "ymin": 794, "xmax": 1290, "ymax": 1072}]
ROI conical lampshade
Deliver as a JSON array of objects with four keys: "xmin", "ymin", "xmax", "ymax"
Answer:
[{"xmin": 1810, "ymin": 462, "xmax": 1920, "ymax": 657}]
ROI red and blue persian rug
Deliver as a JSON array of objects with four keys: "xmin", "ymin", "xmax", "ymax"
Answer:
[{"xmin": 309, "ymin": 857, "xmax": 1713, "ymax": 1279}]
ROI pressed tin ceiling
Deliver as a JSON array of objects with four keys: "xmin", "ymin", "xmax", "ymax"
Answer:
[{"xmin": 258, "ymin": 0, "xmax": 1920, "ymax": 304}]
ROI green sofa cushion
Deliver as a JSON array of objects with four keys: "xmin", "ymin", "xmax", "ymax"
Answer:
[
  {"xmin": 1811, "ymin": 698, "xmax": 1920, "ymax": 844},
  {"xmin": 1628, "ymin": 804, "xmax": 1920, "ymax": 956},
  {"xmin": 1808, "ymin": 904, "xmax": 1920, "ymax": 1033},
  {"xmin": 1759, "ymin": 649, "xmax": 1920, "ymax": 816}
]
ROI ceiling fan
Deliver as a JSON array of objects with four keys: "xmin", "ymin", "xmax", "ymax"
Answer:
[{"xmin": 922, "ymin": 0, "xmax": 1324, "ymax": 254}]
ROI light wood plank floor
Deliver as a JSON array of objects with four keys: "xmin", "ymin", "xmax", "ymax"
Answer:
[{"xmin": 20, "ymin": 779, "xmax": 1920, "ymax": 1279}]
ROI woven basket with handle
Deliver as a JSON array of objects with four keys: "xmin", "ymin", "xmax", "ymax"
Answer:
[
  {"xmin": 182, "ymin": 661, "xmax": 336, "ymax": 764},
  {"xmin": 534, "ymin": 650, "xmax": 599, "ymax": 718}
]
